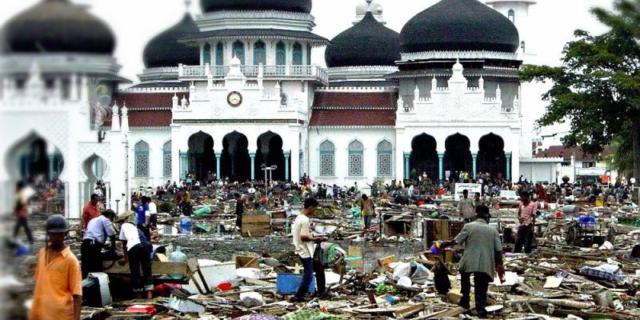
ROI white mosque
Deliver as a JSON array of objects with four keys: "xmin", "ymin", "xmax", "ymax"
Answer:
[{"xmin": 0, "ymin": 0, "xmax": 558, "ymax": 218}]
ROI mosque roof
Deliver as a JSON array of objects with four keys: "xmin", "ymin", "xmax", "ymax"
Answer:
[
  {"xmin": 180, "ymin": 29, "xmax": 328, "ymax": 44},
  {"xmin": 143, "ymin": 14, "xmax": 200, "ymax": 69},
  {"xmin": 2, "ymin": 0, "xmax": 115, "ymax": 55},
  {"xmin": 310, "ymin": 91, "xmax": 397, "ymax": 127},
  {"xmin": 325, "ymin": 12, "xmax": 400, "ymax": 68},
  {"xmin": 200, "ymin": 0, "xmax": 312, "ymax": 14},
  {"xmin": 400, "ymin": 0, "xmax": 519, "ymax": 54}
]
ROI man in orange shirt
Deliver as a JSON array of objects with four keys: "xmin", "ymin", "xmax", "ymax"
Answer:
[
  {"xmin": 30, "ymin": 215, "xmax": 82, "ymax": 320},
  {"xmin": 82, "ymin": 194, "xmax": 101, "ymax": 230}
]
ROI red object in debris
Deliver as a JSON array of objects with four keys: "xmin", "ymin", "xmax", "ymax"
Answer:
[
  {"xmin": 125, "ymin": 305, "xmax": 157, "ymax": 315},
  {"xmin": 416, "ymin": 200, "xmax": 426, "ymax": 206},
  {"xmin": 218, "ymin": 282, "xmax": 232, "ymax": 291},
  {"xmin": 555, "ymin": 211, "xmax": 562, "ymax": 218},
  {"xmin": 154, "ymin": 283, "xmax": 183, "ymax": 297}
]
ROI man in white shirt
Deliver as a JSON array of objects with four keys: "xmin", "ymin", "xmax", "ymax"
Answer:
[
  {"xmin": 148, "ymin": 196, "xmax": 158, "ymax": 228},
  {"xmin": 458, "ymin": 189, "xmax": 476, "ymax": 223},
  {"xmin": 291, "ymin": 198, "xmax": 327, "ymax": 302}
]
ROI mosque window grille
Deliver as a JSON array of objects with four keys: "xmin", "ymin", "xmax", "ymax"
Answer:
[
  {"xmin": 377, "ymin": 140, "xmax": 393, "ymax": 177},
  {"xmin": 216, "ymin": 42, "xmax": 224, "ymax": 66},
  {"xmin": 232, "ymin": 40, "xmax": 245, "ymax": 65},
  {"xmin": 254, "ymin": 40, "xmax": 266, "ymax": 65},
  {"xmin": 319, "ymin": 140, "xmax": 335, "ymax": 176},
  {"xmin": 349, "ymin": 140, "xmax": 364, "ymax": 177},
  {"xmin": 292, "ymin": 42, "xmax": 303, "ymax": 66},
  {"xmin": 276, "ymin": 41, "xmax": 286, "ymax": 66},
  {"xmin": 203, "ymin": 43, "xmax": 212, "ymax": 65},
  {"xmin": 135, "ymin": 141, "xmax": 150, "ymax": 177},
  {"xmin": 163, "ymin": 141, "xmax": 172, "ymax": 177}
]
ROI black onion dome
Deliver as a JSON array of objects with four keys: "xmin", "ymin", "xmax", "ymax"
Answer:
[
  {"xmin": 325, "ymin": 12, "xmax": 400, "ymax": 68},
  {"xmin": 143, "ymin": 14, "xmax": 200, "ymax": 69},
  {"xmin": 201, "ymin": 0, "xmax": 312, "ymax": 13},
  {"xmin": 400, "ymin": 0, "xmax": 519, "ymax": 53},
  {"xmin": 2, "ymin": 0, "xmax": 115, "ymax": 54}
]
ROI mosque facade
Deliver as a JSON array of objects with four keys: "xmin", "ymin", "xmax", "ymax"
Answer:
[{"xmin": 0, "ymin": 0, "xmax": 555, "ymax": 218}]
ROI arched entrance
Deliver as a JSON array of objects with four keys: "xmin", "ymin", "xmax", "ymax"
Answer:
[
  {"xmin": 6, "ymin": 133, "xmax": 64, "ymax": 183},
  {"xmin": 255, "ymin": 132, "xmax": 286, "ymax": 181},
  {"xmin": 410, "ymin": 134, "xmax": 438, "ymax": 181},
  {"xmin": 221, "ymin": 131, "xmax": 250, "ymax": 182},
  {"xmin": 82, "ymin": 154, "xmax": 107, "ymax": 204},
  {"xmin": 477, "ymin": 133, "xmax": 506, "ymax": 180},
  {"xmin": 188, "ymin": 131, "xmax": 216, "ymax": 182},
  {"xmin": 444, "ymin": 133, "xmax": 472, "ymax": 179}
]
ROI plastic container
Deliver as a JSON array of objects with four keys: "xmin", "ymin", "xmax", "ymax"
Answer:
[
  {"xmin": 217, "ymin": 282, "xmax": 232, "ymax": 291},
  {"xmin": 169, "ymin": 246, "xmax": 188, "ymax": 279},
  {"xmin": 180, "ymin": 218, "xmax": 193, "ymax": 234},
  {"xmin": 387, "ymin": 296, "xmax": 400, "ymax": 305},
  {"xmin": 276, "ymin": 273, "xmax": 316, "ymax": 295}
]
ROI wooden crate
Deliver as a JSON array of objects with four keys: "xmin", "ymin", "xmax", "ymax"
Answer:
[
  {"xmin": 425, "ymin": 220, "xmax": 464, "ymax": 247},
  {"xmin": 241, "ymin": 213, "xmax": 271, "ymax": 237}
]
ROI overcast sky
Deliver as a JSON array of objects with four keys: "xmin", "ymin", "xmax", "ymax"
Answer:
[{"xmin": 0, "ymin": 0, "xmax": 614, "ymax": 141}]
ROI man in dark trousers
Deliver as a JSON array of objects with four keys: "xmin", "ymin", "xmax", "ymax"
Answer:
[
  {"xmin": 290, "ymin": 198, "xmax": 328, "ymax": 302},
  {"xmin": 443, "ymin": 206, "xmax": 504, "ymax": 318},
  {"xmin": 514, "ymin": 191, "xmax": 536, "ymax": 254},
  {"xmin": 234, "ymin": 193, "xmax": 244, "ymax": 230},
  {"xmin": 81, "ymin": 210, "xmax": 117, "ymax": 278}
]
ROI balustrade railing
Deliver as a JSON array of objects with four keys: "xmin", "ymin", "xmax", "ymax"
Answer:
[{"xmin": 179, "ymin": 64, "xmax": 328, "ymax": 83}]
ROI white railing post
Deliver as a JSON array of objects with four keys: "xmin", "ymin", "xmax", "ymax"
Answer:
[{"xmin": 178, "ymin": 64, "xmax": 184, "ymax": 77}]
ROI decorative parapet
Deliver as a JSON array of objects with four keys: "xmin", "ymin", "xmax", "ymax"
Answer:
[
  {"xmin": 197, "ymin": 10, "xmax": 314, "ymax": 22},
  {"xmin": 401, "ymin": 50, "xmax": 519, "ymax": 62},
  {"xmin": 118, "ymin": 86, "xmax": 188, "ymax": 94},
  {"xmin": 315, "ymin": 86, "xmax": 396, "ymax": 93}
]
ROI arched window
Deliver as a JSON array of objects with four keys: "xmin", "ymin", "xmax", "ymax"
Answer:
[
  {"xmin": 254, "ymin": 40, "xmax": 266, "ymax": 65},
  {"xmin": 202, "ymin": 43, "xmax": 211, "ymax": 65},
  {"xmin": 135, "ymin": 141, "xmax": 150, "ymax": 177},
  {"xmin": 508, "ymin": 9, "xmax": 515, "ymax": 23},
  {"xmin": 163, "ymin": 141, "xmax": 172, "ymax": 177},
  {"xmin": 276, "ymin": 41, "xmax": 286, "ymax": 66},
  {"xmin": 232, "ymin": 40, "xmax": 245, "ymax": 65},
  {"xmin": 292, "ymin": 42, "xmax": 303, "ymax": 66},
  {"xmin": 319, "ymin": 140, "xmax": 335, "ymax": 176},
  {"xmin": 216, "ymin": 42, "xmax": 224, "ymax": 66},
  {"xmin": 520, "ymin": 41, "xmax": 526, "ymax": 53},
  {"xmin": 377, "ymin": 140, "xmax": 393, "ymax": 177},
  {"xmin": 349, "ymin": 140, "xmax": 364, "ymax": 177}
]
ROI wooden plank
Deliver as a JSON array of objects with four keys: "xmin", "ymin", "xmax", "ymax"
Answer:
[
  {"xmin": 103, "ymin": 261, "xmax": 188, "ymax": 276},
  {"xmin": 393, "ymin": 304, "xmax": 425, "ymax": 319},
  {"xmin": 347, "ymin": 246, "xmax": 364, "ymax": 272},
  {"xmin": 235, "ymin": 255, "xmax": 260, "ymax": 268},
  {"xmin": 378, "ymin": 255, "xmax": 395, "ymax": 272}
]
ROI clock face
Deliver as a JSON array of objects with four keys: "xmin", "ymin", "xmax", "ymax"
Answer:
[{"xmin": 227, "ymin": 91, "xmax": 243, "ymax": 107}]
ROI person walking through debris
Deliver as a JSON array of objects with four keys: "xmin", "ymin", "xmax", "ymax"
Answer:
[
  {"xmin": 14, "ymin": 181, "xmax": 34, "ymax": 246},
  {"xmin": 458, "ymin": 189, "xmax": 476, "ymax": 223},
  {"xmin": 291, "ymin": 198, "xmax": 328, "ymax": 302},
  {"xmin": 31, "ymin": 215, "xmax": 82, "ymax": 320},
  {"xmin": 117, "ymin": 212, "xmax": 154, "ymax": 299},
  {"xmin": 81, "ymin": 209, "xmax": 117, "ymax": 278},
  {"xmin": 234, "ymin": 193, "xmax": 244, "ymax": 229},
  {"xmin": 514, "ymin": 191, "xmax": 536, "ymax": 254},
  {"xmin": 82, "ymin": 193, "xmax": 101, "ymax": 230},
  {"xmin": 358, "ymin": 194, "xmax": 375, "ymax": 231},
  {"xmin": 442, "ymin": 206, "xmax": 504, "ymax": 318},
  {"xmin": 135, "ymin": 196, "xmax": 152, "ymax": 241}
]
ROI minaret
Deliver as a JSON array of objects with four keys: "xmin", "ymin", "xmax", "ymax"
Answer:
[{"xmin": 485, "ymin": 0, "xmax": 536, "ymax": 61}]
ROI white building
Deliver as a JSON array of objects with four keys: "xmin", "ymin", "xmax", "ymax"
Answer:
[{"xmin": 1, "ymin": 0, "xmax": 559, "ymax": 218}]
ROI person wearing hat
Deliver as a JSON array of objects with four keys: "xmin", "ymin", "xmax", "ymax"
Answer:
[
  {"xmin": 441, "ymin": 206, "xmax": 504, "ymax": 318},
  {"xmin": 117, "ymin": 211, "xmax": 153, "ymax": 299},
  {"xmin": 81, "ymin": 209, "xmax": 117, "ymax": 278},
  {"xmin": 31, "ymin": 215, "xmax": 82, "ymax": 320}
]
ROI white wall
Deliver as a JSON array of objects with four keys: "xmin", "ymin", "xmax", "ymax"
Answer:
[{"xmin": 308, "ymin": 127, "xmax": 396, "ymax": 188}]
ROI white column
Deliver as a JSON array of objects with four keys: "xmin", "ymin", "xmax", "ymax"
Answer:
[
  {"xmin": 109, "ymin": 131, "xmax": 126, "ymax": 213},
  {"xmin": 290, "ymin": 128, "xmax": 301, "ymax": 183},
  {"xmin": 395, "ymin": 129, "xmax": 406, "ymax": 182},
  {"xmin": 510, "ymin": 134, "xmax": 521, "ymax": 183}
]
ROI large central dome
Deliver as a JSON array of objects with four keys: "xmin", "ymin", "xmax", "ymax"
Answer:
[
  {"xmin": 201, "ymin": 0, "xmax": 312, "ymax": 14},
  {"xmin": 2, "ymin": 0, "xmax": 115, "ymax": 55},
  {"xmin": 325, "ymin": 12, "xmax": 400, "ymax": 68},
  {"xmin": 400, "ymin": 0, "xmax": 519, "ymax": 53}
]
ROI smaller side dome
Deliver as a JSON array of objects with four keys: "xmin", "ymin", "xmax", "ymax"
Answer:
[
  {"xmin": 3, "ymin": 0, "xmax": 116, "ymax": 55},
  {"xmin": 143, "ymin": 14, "xmax": 200, "ymax": 69},
  {"xmin": 325, "ymin": 12, "xmax": 400, "ymax": 68}
]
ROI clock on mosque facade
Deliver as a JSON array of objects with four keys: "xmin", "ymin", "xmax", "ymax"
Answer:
[{"xmin": 227, "ymin": 91, "xmax": 243, "ymax": 107}]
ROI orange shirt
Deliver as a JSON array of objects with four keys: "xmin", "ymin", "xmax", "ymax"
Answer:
[
  {"xmin": 30, "ymin": 247, "xmax": 82, "ymax": 320},
  {"xmin": 82, "ymin": 203, "xmax": 100, "ymax": 229}
]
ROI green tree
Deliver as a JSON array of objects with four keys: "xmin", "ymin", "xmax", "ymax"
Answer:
[{"xmin": 520, "ymin": 0, "xmax": 640, "ymax": 180}]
